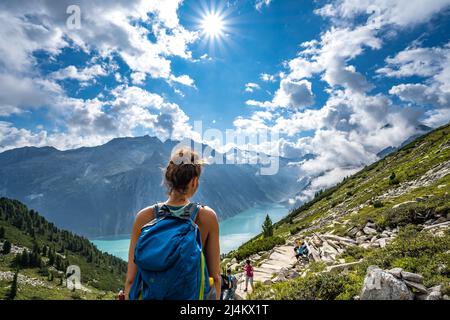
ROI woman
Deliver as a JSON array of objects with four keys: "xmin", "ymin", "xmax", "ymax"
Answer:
[
  {"xmin": 124, "ymin": 148, "xmax": 221, "ymax": 299},
  {"xmin": 243, "ymin": 259, "xmax": 254, "ymax": 292}
]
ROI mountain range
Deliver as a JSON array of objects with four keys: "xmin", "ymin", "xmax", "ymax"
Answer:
[{"xmin": 0, "ymin": 136, "xmax": 308, "ymax": 236}]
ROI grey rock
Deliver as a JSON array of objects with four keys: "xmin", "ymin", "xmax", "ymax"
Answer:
[
  {"xmin": 425, "ymin": 291, "xmax": 441, "ymax": 300},
  {"xmin": 360, "ymin": 266, "xmax": 414, "ymax": 300},
  {"xmin": 401, "ymin": 271, "xmax": 423, "ymax": 283},
  {"xmin": 286, "ymin": 270, "xmax": 299, "ymax": 279},
  {"xmin": 387, "ymin": 268, "xmax": 403, "ymax": 279},
  {"xmin": 363, "ymin": 226, "xmax": 377, "ymax": 236},
  {"xmin": 404, "ymin": 280, "xmax": 428, "ymax": 293},
  {"xmin": 428, "ymin": 285, "xmax": 442, "ymax": 293},
  {"xmin": 365, "ymin": 222, "xmax": 376, "ymax": 229}
]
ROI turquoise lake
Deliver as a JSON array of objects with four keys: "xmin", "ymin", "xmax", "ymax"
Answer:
[{"xmin": 91, "ymin": 203, "xmax": 288, "ymax": 261}]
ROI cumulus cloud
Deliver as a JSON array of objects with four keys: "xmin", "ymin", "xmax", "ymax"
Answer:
[
  {"xmin": 246, "ymin": 78, "xmax": 315, "ymax": 109},
  {"xmin": 0, "ymin": 0, "xmax": 198, "ymax": 84},
  {"xmin": 0, "ymin": 73, "xmax": 63, "ymax": 116},
  {"xmin": 0, "ymin": 0, "xmax": 202, "ymax": 151},
  {"xmin": 380, "ymin": 42, "xmax": 450, "ymax": 125},
  {"xmin": 260, "ymin": 73, "xmax": 277, "ymax": 82},
  {"xmin": 315, "ymin": 0, "xmax": 450, "ymax": 28},
  {"xmin": 377, "ymin": 44, "xmax": 450, "ymax": 78},
  {"xmin": 0, "ymin": 85, "xmax": 194, "ymax": 152},
  {"xmin": 245, "ymin": 82, "xmax": 261, "ymax": 93},
  {"xmin": 51, "ymin": 65, "xmax": 107, "ymax": 84}
]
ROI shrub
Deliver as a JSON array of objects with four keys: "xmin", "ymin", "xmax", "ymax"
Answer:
[
  {"xmin": 249, "ymin": 271, "xmax": 361, "ymax": 300},
  {"xmin": 373, "ymin": 201, "xmax": 384, "ymax": 208},
  {"xmin": 376, "ymin": 203, "xmax": 431, "ymax": 229},
  {"xmin": 232, "ymin": 236, "xmax": 285, "ymax": 261},
  {"xmin": 389, "ymin": 172, "xmax": 400, "ymax": 185}
]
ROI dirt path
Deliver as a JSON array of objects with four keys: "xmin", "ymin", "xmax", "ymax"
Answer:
[{"xmin": 234, "ymin": 245, "xmax": 297, "ymax": 299}]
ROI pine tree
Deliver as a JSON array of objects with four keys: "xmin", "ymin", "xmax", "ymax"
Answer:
[
  {"xmin": 262, "ymin": 214, "xmax": 273, "ymax": 238},
  {"xmin": 6, "ymin": 271, "xmax": 18, "ymax": 300},
  {"xmin": 0, "ymin": 226, "xmax": 5, "ymax": 239},
  {"xmin": 2, "ymin": 240, "xmax": 11, "ymax": 254}
]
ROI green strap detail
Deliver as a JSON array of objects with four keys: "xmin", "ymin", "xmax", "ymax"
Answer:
[{"xmin": 199, "ymin": 252, "xmax": 205, "ymax": 300}]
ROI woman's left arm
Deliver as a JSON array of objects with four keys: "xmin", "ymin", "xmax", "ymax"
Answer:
[{"xmin": 203, "ymin": 208, "xmax": 221, "ymax": 299}]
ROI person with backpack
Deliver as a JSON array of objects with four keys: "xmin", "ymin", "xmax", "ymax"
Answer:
[
  {"xmin": 125, "ymin": 148, "xmax": 221, "ymax": 300},
  {"xmin": 223, "ymin": 269, "xmax": 237, "ymax": 300},
  {"xmin": 220, "ymin": 272, "xmax": 230, "ymax": 300},
  {"xmin": 243, "ymin": 259, "xmax": 254, "ymax": 292}
]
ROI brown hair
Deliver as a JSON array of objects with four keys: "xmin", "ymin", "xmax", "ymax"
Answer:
[{"xmin": 164, "ymin": 148, "xmax": 203, "ymax": 195}]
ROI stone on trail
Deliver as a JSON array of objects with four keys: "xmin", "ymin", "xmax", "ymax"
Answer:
[{"xmin": 360, "ymin": 266, "xmax": 414, "ymax": 300}]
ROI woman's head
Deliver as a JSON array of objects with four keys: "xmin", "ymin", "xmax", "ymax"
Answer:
[{"xmin": 164, "ymin": 148, "xmax": 203, "ymax": 198}]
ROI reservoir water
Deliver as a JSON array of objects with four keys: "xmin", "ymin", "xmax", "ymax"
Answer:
[{"xmin": 91, "ymin": 203, "xmax": 288, "ymax": 261}]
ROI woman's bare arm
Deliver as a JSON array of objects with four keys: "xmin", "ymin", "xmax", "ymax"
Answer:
[
  {"xmin": 202, "ymin": 207, "xmax": 221, "ymax": 299},
  {"xmin": 124, "ymin": 207, "xmax": 153, "ymax": 299}
]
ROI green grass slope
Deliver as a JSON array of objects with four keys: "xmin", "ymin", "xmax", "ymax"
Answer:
[{"xmin": 0, "ymin": 198, "xmax": 127, "ymax": 300}]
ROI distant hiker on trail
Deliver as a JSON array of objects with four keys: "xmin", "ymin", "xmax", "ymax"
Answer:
[
  {"xmin": 223, "ymin": 269, "xmax": 237, "ymax": 300},
  {"xmin": 294, "ymin": 240, "xmax": 308, "ymax": 259},
  {"xmin": 243, "ymin": 259, "xmax": 254, "ymax": 292},
  {"xmin": 220, "ymin": 272, "xmax": 230, "ymax": 300},
  {"xmin": 125, "ymin": 148, "xmax": 221, "ymax": 300},
  {"xmin": 118, "ymin": 289, "xmax": 125, "ymax": 300}
]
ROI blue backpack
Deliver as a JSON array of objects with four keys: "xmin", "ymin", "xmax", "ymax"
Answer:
[{"xmin": 129, "ymin": 202, "xmax": 211, "ymax": 300}]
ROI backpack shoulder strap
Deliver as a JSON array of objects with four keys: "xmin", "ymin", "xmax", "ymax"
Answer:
[
  {"xmin": 153, "ymin": 202, "xmax": 170, "ymax": 219},
  {"xmin": 181, "ymin": 202, "xmax": 202, "ymax": 223}
]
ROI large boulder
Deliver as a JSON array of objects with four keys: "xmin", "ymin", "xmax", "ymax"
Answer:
[{"xmin": 360, "ymin": 266, "xmax": 414, "ymax": 300}]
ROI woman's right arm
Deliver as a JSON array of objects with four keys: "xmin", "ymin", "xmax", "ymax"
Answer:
[{"xmin": 124, "ymin": 208, "xmax": 153, "ymax": 299}]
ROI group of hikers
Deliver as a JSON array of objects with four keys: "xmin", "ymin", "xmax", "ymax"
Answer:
[{"xmin": 218, "ymin": 259, "xmax": 254, "ymax": 300}]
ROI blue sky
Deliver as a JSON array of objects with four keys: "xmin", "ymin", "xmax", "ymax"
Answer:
[{"xmin": 1, "ymin": 0, "xmax": 450, "ymax": 200}]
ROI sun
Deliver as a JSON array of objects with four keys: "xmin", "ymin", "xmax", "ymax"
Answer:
[{"xmin": 201, "ymin": 13, "xmax": 224, "ymax": 37}]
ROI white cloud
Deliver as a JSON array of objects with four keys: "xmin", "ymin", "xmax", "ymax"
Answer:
[
  {"xmin": 315, "ymin": 0, "xmax": 450, "ymax": 28},
  {"xmin": 423, "ymin": 108, "xmax": 450, "ymax": 128},
  {"xmin": 380, "ymin": 42, "xmax": 450, "ymax": 126},
  {"xmin": 389, "ymin": 83, "xmax": 449, "ymax": 107},
  {"xmin": 0, "ymin": 0, "xmax": 198, "ymax": 85},
  {"xmin": 260, "ymin": 73, "xmax": 277, "ymax": 82},
  {"xmin": 246, "ymin": 78, "xmax": 315, "ymax": 109},
  {"xmin": 130, "ymin": 72, "xmax": 147, "ymax": 85},
  {"xmin": 0, "ymin": 84, "xmax": 195, "ymax": 152},
  {"xmin": 377, "ymin": 43, "xmax": 450, "ymax": 78},
  {"xmin": 0, "ymin": 73, "xmax": 63, "ymax": 116},
  {"xmin": 255, "ymin": 0, "xmax": 273, "ymax": 11},
  {"xmin": 245, "ymin": 82, "xmax": 261, "ymax": 93},
  {"xmin": 169, "ymin": 74, "xmax": 195, "ymax": 87},
  {"xmin": 51, "ymin": 65, "xmax": 107, "ymax": 83}
]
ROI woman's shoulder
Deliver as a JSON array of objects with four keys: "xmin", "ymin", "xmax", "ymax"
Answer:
[
  {"xmin": 197, "ymin": 204, "xmax": 218, "ymax": 225},
  {"xmin": 198, "ymin": 205, "xmax": 217, "ymax": 218},
  {"xmin": 134, "ymin": 205, "xmax": 155, "ymax": 228}
]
